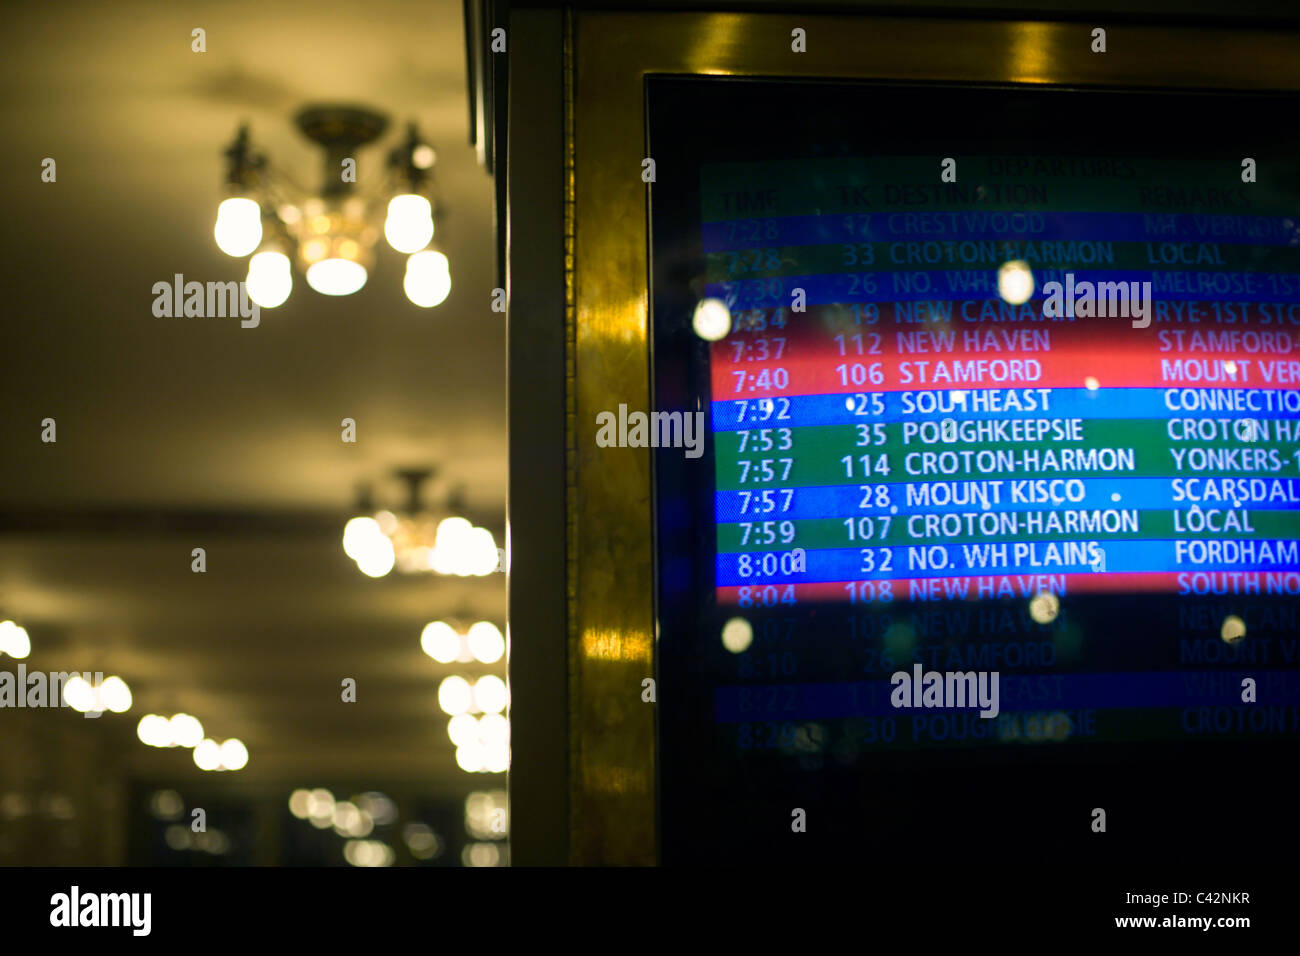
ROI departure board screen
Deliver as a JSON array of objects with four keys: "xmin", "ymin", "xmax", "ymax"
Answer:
[
  {"xmin": 705, "ymin": 161, "xmax": 1300, "ymax": 606},
  {"xmin": 649, "ymin": 78, "xmax": 1300, "ymax": 865}
]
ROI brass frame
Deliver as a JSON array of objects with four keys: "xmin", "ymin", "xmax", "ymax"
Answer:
[{"xmin": 567, "ymin": 10, "xmax": 1300, "ymax": 865}]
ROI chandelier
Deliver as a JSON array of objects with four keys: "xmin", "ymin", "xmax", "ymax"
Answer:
[
  {"xmin": 213, "ymin": 105, "xmax": 451, "ymax": 308},
  {"xmin": 341, "ymin": 470, "xmax": 501, "ymax": 578}
]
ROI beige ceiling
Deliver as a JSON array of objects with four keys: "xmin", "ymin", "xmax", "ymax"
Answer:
[{"xmin": 0, "ymin": 0, "xmax": 505, "ymax": 791}]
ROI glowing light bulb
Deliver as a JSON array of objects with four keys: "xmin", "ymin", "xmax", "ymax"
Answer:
[
  {"xmin": 306, "ymin": 259, "xmax": 368, "ymax": 296},
  {"xmin": 403, "ymin": 250, "xmax": 451, "ymax": 308},
  {"xmin": 474, "ymin": 677, "xmax": 509, "ymax": 716},
  {"xmin": 1221, "ymin": 615, "xmax": 1247, "ymax": 643},
  {"xmin": 332, "ymin": 801, "xmax": 362, "ymax": 836},
  {"xmin": 213, "ymin": 198, "xmax": 263, "ymax": 257},
  {"xmin": 692, "ymin": 298, "xmax": 731, "ymax": 341},
  {"xmin": 465, "ymin": 528, "xmax": 499, "ymax": 576},
  {"xmin": 194, "ymin": 738, "xmax": 222, "ymax": 771},
  {"xmin": 997, "ymin": 260, "xmax": 1035, "ymax": 305},
  {"xmin": 721, "ymin": 617, "xmax": 754, "ymax": 654},
  {"xmin": 169, "ymin": 713, "xmax": 204, "ymax": 749},
  {"xmin": 343, "ymin": 517, "xmax": 383, "ymax": 560},
  {"xmin": 384, "ymin": 194, "xmax": 435, "ymax": 253},
  {"xmin": 455, "ymin": 742, "xmax": 487, "ymax": 773},
  {"xmin": 411, "ymin": 145, "xmax": 436, "ymax": 170},
  {"xmin": 421, "ymin": 621, "xmax": 461, "ymax": 663},
  {"xmin": 0, "ymin": 621, "xmax": 30, "ymax": 659},
  {"xmin": 447, "ymin": 713, "xmax": 480, "ymax": 747},
  {"xmin": 1028, "ymin": 592, "xmax": 1060, "ymax": 625},
  {"xmin": 246, "ymin": 251, "xmax": 292, "ymax": 308},
  {"xmin": 307, "ymin": 790, "xmax": 335, "ymax": 823},
  {"xmin": 435, "ymin": 516, "xmax": 471, "ymax": 547},
  {"xmin": 438, "ymin": 676, "xmax": 473, "ymax": 715},
  {"xmin": 100, "ymin": 676, "xmax": 132, "ymax": 713},
  {"xmin": 137, "ymin": 714, "xmax": 170, "ymax": 747},
  {"xmin": 219, "ymin": 738, "xmax": 249, "ymax": 771},
  {"xmin": 431, "ymin": 516, "xmax": 473, "ymax": 574},
  {"xmin": 355, "ymin": 534, "xmax": 395, "ymax": 577},
  {"xmin": 478, "ymin": 713, "xmax": 510, "ymax": 748},
  {"xmin": 467, "ymin": 622, "xmax": 505, "ymax": 664},
  {"xmin": 62, "ymin": 676, "xmax": 95, "ymax": 712}
]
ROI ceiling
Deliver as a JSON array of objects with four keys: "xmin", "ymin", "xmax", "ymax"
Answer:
[{"xmin": 0, "ymin": 1, "xmax": 504, "ymax": 792}]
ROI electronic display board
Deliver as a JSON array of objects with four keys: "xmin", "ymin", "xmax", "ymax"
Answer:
[
  {"xmin": 707, "ymin": 177, "xmax": 1300, "ymax": 605},
  {"xmin": 649, "ymin": 78, "xmax": 1300, "ymax": 865}
]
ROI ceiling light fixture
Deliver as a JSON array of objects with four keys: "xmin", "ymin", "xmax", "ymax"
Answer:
[
  {"xmin": 343, "ymin": 471, "xmax": 500, "ymax": 577},
  {"xmin": 215, "ymin": 107, "xmax": 450, "ymax": 308},
  {"xmin": 420, "ymin": 620, "xmax": 504, "ymax": 663},
  {"xmin": 62, "ymin": 674, "xmax": 133, "ymax": 714},
  {"xmin": 440, "ymin": 677, "xmax": 510, "ymax": 773}
]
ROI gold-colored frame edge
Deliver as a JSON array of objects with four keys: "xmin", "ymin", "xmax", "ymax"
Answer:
[{"xmin": 570, "ymin": 10, "xmax": 1300, "ymax": 865}]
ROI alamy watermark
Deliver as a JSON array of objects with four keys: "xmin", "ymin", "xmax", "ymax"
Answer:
[
  {"xmin": 890, "ymin": 664, "xmax": 1000, "ymax": 718},
  {"xmin": 595, "ymin": 404, "xmax": 705, "ymax": 459},
  {"xmin": 151, "ymin": 274, "xmax": 259, "ymax": 328},
  {"xmin": 1042, "ymin": 272, "xmax": 1152, "ymax": 328},
  {"xmin": 1, "ymin": 666, "xmax": 103, "ymax": 716},
  {"xmin": 50, "ymin": 886, "xmax": 151, "ymax": 936}
]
